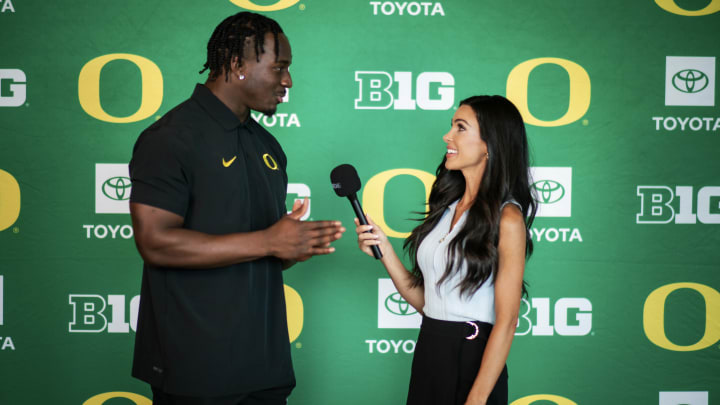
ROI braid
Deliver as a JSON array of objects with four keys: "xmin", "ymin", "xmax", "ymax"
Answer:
[{"xmin": 199, "ymin": 12, "xmax": 284, "ymax": 81}]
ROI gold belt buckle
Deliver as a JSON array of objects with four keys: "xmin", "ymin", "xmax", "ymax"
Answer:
[{"xmin": 465, "ymin": 321, "xmax": 479, "ymax": 340}]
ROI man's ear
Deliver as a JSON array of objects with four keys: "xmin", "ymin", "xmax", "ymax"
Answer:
[{"xmin": 230, "ymin": 56, "xmax": 245, "ymax": 76}]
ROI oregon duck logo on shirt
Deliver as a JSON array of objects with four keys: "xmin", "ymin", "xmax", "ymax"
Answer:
[{"xmin": 263, "ymin": 153, "xmax": 278, "ymax": 170}]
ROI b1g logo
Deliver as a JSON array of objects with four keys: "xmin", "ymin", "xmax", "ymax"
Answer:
[
  {"xmin": 665, "ymin": 57, "xmax": 715, "ymax": 106},
  {"xmin": 0, "ymin": 169, "xmax": 21, "ymax": 232},
  {"xmin": 659, "ymin": 391, "xmax": 708, "ymax": 405},
  {"xmin": 69, "ymin": 294, "xmax": 140, "ymax": 333},
  {"xmin": 96, "ymin": 164, "xmax": 131, "ymax": 214},
  {"xmin": 286, "ymin": 183, "xmax": 311, "ymax": 221},
  {"xmin": 515, "ymin": 297, "xmax": 592, "ymax": 336},
  {"xmin": 529, "ymin": 167, "xmax": 572, "ymax": 217},
  {"xmin": 378, "ymin": 278, "xmax": 421, "ymax": 328},
  {"xmin": 644, "ymin": 283, "xmax": 720, "ymax": 351},
  {"xmin": 355, "ymin": 71, "xmax": 455, "ymax": 110},
  {"xmin": 0, "ymin": 69, "xmax": 26, "ymax": 107},
  {"xmin": 228, "ymin": 0, "xmax": 300, "ymax": 11},
  {"xmin": 636, "ymin": 186, "xmax": 720, "ymax": 224},
  {"xmin": 656, "ymin": 0, "xmax": 720, "ymax": 16},
  {"xmin": 69, "ymin": 287, "xmax": 304, "ymax": 342}
]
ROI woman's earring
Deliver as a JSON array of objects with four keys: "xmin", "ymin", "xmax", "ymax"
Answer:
[{"xmin": 238, "ymin": 74, "xmax": 245, "ymax": 80}]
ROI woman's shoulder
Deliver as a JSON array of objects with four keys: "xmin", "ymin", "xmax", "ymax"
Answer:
[{"xmin": 499, "ymin": 200, "xmax": 525, "ymax": 234}]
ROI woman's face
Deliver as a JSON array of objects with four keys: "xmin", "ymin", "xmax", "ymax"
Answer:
[{"xmin": 442, "ymin": 105, "xmax": 488, "ymax": 175}]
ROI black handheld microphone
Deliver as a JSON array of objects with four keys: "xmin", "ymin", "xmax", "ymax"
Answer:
[{"xmin": 330, "ymin": 164, "xmax": 383, "ymax": 259}]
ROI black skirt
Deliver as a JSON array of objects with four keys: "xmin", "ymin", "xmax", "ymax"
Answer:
[{"xmin": 407, "ymin": 316, "xmax": 508, "ymax": 405}]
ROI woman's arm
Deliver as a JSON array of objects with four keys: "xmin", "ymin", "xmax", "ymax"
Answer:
[
  {"xmin": 356, "ymin": 216, "xmax": 425, "ymax": 313},
  {"xmin": 465, "ymin": 205, "xmax": 527, "ymax": 405}
]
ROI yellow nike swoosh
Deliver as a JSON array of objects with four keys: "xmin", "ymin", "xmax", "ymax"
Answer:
[{"xmin": 222, "ymin": 156, "xmax": 237, "ymax": 167}]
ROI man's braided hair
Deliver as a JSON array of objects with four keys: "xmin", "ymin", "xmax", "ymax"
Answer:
[{"xmin": 200, "ymin": 12, "xmax": 284, "ymax": 82}]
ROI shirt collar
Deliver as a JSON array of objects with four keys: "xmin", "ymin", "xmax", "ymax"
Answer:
[{"xmin": 191, "ymin": 83, "xmax": 246, "ymax": 130}]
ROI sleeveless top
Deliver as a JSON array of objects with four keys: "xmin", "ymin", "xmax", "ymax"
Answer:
[{"xmin": 417, "ymin": 199, "xmax": 521, "ymax": 323}]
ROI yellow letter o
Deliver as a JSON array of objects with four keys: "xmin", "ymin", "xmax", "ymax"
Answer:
[
  {"xmin": 0, "ymin": 169, "xmax": 20, "ymax": 232},
  {"xmin": 644, "ymin": 282, "xmax": 720, "ymax": 351},
  {"xmin": 284, "ymin": 284, "xmax": 303, "ymax": 343},
  {"xmin": 78, "ymin": 53, "xmax": 163, "ymax": 123},
  {"xmin": 507, "ymin": 58, "xmax": 591, "ymax": 127},
  {"xmin": 83, "ymin": 392, "xmax": 151, "ymax": 405},
  {"xmin": 655, "ymin": 0, "xmax": 720, "ymax": 16},
  {"xmin": 229, "ymin": 0, "xmax": 301, "ymax": 11},
  {"xmin": 263, "ymin": 153, "xmax": 279, "ymax": 170},
  {"xmin": 511, "ymin": 394, "xmax": 578, "ymax": 405},
  {"xmin": 363, "ymin": 169, "xmax": 435, "ymax": 239}
]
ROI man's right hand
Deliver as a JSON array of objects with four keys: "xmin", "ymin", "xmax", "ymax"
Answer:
[
  {"xmin": 264, "ymin": 198, "xmax": 345, "ymax": 261},
  {"xmin": 130, "ymin": 199, "xmax": 344, "ymax": 269}
]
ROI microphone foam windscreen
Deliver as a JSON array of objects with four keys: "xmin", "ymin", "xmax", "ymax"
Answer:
[{"xmin": 330, "ymin": 164, "xmax": 361, "ymax": 197}]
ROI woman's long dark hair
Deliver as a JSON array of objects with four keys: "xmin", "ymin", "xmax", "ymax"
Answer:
[{"xmin": 403, "ymin": 95, "xmax": 537, "ymax": 297}]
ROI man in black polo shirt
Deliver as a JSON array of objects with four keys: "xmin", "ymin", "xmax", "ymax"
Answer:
[{"xmin": 128, "ymin": 12, "xmax": 344, "ymax": 404}]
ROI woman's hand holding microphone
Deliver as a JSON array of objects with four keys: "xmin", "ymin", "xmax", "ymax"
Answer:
[{"xmin": 354, "ymin": 216, "xmax": 391, "ymax": 259}]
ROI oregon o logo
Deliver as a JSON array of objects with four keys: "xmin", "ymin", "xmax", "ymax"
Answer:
[
  {"xmin": 284, "ymin": 284, "xmax": 303, "ymax": 343},
  {"xmin": 78, "ymin": 54, "xmax": 163, "ymax": 123},
  {"xmin": 363, "ymin": 169, "xmax": 435, "ymax": 238},
  {"xmin": 0, "ymin": 169, "xmax": 21, "ymax": 232},
  {"xmin": 102, "ymin": 176, "xmax": 132, "ymax": 201},
  {"xmin": 229, "ymin": 0, "xmax": 301, "ymax": 11},
  {"xmin": 672, "ymin": 69, "xmax": 709, "ymax": 93},
  {"xmin": 506, "ymin": 58, "xmax": 591, "ymax": 127},
  {"xmin": 655, "ymin": 0, "xmax": 720, "ymax": 16},
  {"xmin": 510, "ymin": 394, "xmax": 577, "ymax": 405},
  {"xmin": 532, "ymin": 180, "xmax": 565, "ymax": 204},
  {"xmin": 83, "ymin": 392, "xmax": 151, "ymax": 405},
  {"xmin": 385, "ymin": 292, "xmax": 417, "ymax": 316},
  {"xmin": 263, "ymin": 153, "xmax": 279, "ymax": 170},
  {"xmin": 644, "ymin": 282, "xmax": 720, "ymax": 351}
]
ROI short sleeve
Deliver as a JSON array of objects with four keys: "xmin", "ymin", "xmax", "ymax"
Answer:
[
  {"xmin": 501, "ymin": 199, "xmax": 522, "ymax": 212},
  {"xmin": 129, "ymin": 127, "xmax": 190, "ymax": 218}
]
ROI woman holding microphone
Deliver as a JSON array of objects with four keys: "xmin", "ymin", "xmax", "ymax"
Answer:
[{"xmin": 356, "ymin": 95, "xmax": 537, "ymax": 405}]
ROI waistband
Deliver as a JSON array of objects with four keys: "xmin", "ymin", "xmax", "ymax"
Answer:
[{"xmin": 420, "ymin": 315, "xmax": 493, "ymax": 340}]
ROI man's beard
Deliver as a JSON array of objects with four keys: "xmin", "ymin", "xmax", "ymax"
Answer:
[{"xmin": 259, "ymin": 107, "xmax": 277, "ymax": 117}]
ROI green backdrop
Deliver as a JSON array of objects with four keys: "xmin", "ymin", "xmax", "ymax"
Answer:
[{"xmin": 1, "ymin": 1, "xmax": 719, "ymax": 404}]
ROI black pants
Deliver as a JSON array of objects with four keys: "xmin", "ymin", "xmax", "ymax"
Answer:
[
  {"xmin": 151, "ymin": 384, "xmax": 294, "ymax": 405},
  {"xmin": 407, "ymin": 316, "xmax": 508, "ymax": 405}
]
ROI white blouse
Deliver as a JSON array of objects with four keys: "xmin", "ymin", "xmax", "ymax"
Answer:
[{"xmin": 417, "ymin": 199, "xmax": 520, "ymax": 323}]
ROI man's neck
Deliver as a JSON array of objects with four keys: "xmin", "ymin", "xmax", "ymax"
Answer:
[{"xmin": 204, "ymin": 79, "xmax": 251, "ymax": 122}]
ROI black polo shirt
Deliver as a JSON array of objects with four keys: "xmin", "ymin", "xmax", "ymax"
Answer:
[{"xmin": 129, "ymin": 84, "xmax": 294, "ymax": 396}]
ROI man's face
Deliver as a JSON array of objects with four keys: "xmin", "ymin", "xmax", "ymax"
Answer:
[{"xmin": 239, "ymin": 32, "xmax": 293, "ymax": 116}]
